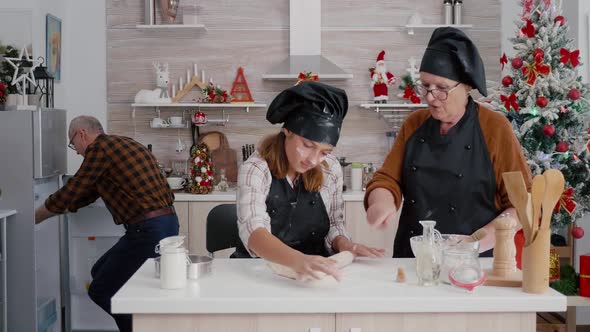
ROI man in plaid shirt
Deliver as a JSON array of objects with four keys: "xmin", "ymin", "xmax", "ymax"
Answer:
[{"xmin": 35, "ymin": 116, "xmax": 179, "ymax": 332}]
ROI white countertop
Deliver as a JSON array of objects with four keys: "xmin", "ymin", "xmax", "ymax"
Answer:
[
  {"xmin": 174, "ymin": 189, "xmax": 365, "ymax": 202},
  {"xmin": 0, "ymin": 210, "xmax": 17, "ymax": 219},
  {"xmin": 111, "ymin": 258, "xmax": 566, "ymax": 315}
]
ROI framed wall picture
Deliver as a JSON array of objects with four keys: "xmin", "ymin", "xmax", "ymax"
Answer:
[{"xmin": 45, "ymin": 14, "xmax": 61, "ymax": 81}]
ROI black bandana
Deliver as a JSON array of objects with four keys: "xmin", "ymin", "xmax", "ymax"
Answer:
[
  {"xmin": 266, "ymin": 82, "xmax": 348, "ymax": 146},
  {"xmin": 420, "ymin": 27, "xmax": 487, "ymax": 96}
]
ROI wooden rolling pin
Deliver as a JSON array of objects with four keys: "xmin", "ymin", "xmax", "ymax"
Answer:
[{"xmin": 268, "ymin": 251, "xmax": 355, "ymax": 281}]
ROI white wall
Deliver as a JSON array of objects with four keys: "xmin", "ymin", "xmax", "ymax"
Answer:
[
  {"xmin": 501, "ymin": 0, "xmax": 520, "ymax": 58},
  {"xmin": 0, "ymin": 0, "xmax": 107, "ymax": 173},
  {"xmin": 62, "ymin": 0, "xmax": 107, "ymax": 172}
]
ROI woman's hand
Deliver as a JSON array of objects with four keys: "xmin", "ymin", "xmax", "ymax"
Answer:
[
  {"xmin": 349, "ymin": 243, "xmax": 386, "ymax": 257},
  {"xmin": 366, "ymin": 188, "xmax": 397, "ymax": 229},
  {"xmin": 290, "ymin": 254, "xmax": 342, "ymax": 281}
]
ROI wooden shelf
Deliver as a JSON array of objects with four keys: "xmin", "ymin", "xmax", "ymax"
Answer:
[
  {"xmin": 136, "ymin": 24, "xmax": 207, "ymax": 31},
  {"xmin": 132, "ymin": 103, "xmax": 266, "ymax": 108},
  {"xmin": 405, "ymin": 24, "xmax": 473, "ymax": 35},
  {"xmin": 360, "ymin": 103, "xmax": 427, "ymax": 112},
  {"xmin": 132, "ymin": 103, "xmax": 267, "ymax": 117}
]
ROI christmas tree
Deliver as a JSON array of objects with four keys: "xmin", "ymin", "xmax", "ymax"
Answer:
[
  {"xmin": 487, "ymin": 0, "xmax": 590, "ymax": 232},
  {"xmin": 188, "ymin": 142, "xmax": 214, "ymax": 194}
]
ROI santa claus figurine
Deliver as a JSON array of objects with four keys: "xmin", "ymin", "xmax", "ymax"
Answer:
[{"xmin": 370, "ymin": 50, "xmax": 396, "ymax": 103}]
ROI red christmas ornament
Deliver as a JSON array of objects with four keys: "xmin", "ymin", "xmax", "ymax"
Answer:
[
  {"xmin": 192, "ymin": 111, "xmax": 207, "ymax": 125},
  {"xmin": 572, "ymin": 226, "xmax": 585, "ymax": 239},
  {"xmin": 533, "ymin": 48, "xmax": 545, "ymax": 61},
  {"xmin": 502, "ymin": 75, "xmax": 513, "ymax": 87},
  {"xmin": 554, "ymin": 16, "xmax": 566, "ymax": 26},
  {"xmin": 556, "ymin": 142, "xmax": 569, "ymax": 152},
  {"xmin": 512, "ymin": 57, "xmax": 523, "ymax": 69},
  {"xmin": 536, "ymin": 96, "xmax": 548, "ymax": 108},
  {"xmin": 568, "ymin": 88, "xmax": 581, "ymax": 100},
  {"xmin": 542, "ymin": 124, "xmax": 555, "ymax": 137}
]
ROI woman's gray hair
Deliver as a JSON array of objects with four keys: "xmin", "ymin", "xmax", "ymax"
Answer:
[{"xmin": 69, "ymin": 116, "xmax": 105, "ymax": 137}]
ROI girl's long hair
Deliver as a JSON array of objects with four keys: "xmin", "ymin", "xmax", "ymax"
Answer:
[{"xmin": 258, "ymin": 132, "xmax": 325, "ymax": 192}]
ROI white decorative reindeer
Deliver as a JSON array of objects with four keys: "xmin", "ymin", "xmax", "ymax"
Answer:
[
  {"xmin": 154, "ymin": 61, "xmax": 171, "ymax": 99},
  {"xmin": 133, "ymin": 61, "xmax": 172, "ymax": 104}
]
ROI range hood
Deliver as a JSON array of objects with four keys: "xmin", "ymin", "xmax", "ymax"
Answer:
[{"xmin": 262, "ymin": 0, "xmax": 353, "ymax": 80}]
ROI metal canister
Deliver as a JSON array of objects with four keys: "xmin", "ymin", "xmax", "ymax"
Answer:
[
  {"xmin": 453, "ymin": 0, "xmax": 463, "ymax": 25},
  {"xmin": 444, "ymin": 0, "xmax": 453, "ymax": 25}
]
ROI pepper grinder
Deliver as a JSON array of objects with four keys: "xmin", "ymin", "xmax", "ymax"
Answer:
[
  {"xmin": 453, "ymin": 0, "xmax": 463, "ymax": 25},
  {"xmin": 484, "ymin": 214, "xmax": 522, "ymax": 287}
]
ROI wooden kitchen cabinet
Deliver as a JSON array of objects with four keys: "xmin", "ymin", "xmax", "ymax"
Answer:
[
  {"xmin": 173, "ymin": 202, "xmax": 189, "ymax": 236},
  {"xmin": 187, "ymin": 201, "xmax": 234, "ymax": 257},
  {"xmin": 134, "ymin": 313, "xmax": 335, "ymax": 332},
  {"xmin": 335, "ymin": 312, "xmax": 535, "ymax": 332},
  {"xmin": 172, "ymin": 202, "xmax": 189, "ymax": 237},
  {"xmin": 344, "ymin": 201, "xmax": 397, "ymax": 257}
]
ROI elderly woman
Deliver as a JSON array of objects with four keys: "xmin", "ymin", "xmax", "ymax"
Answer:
[
  {"xmin": 235, "ymin": 82, "xmax": 384, "ymax": 280},
  {"xmin": 364, "ymin": 27, "xmax": 532, "ymax": 257}
]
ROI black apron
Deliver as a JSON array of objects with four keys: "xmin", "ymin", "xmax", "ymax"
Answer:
[
  {"xmin": 394, "ymin": 98, "xmax": 498, "ymax": 258},
  {"xmin": 233, "ymin": 175, "xmax": 331, "ymax": 258}
]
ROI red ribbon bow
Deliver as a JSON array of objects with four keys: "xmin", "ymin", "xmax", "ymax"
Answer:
[
  {"xmin": 521, "ymin": 19, "xmax": 535, "ymax": 38},
  {"xmin": 402, "ymin": 85, "xmax": 422, "ymax": 104},
  {"xmin": 296, "ymin": 71, "xmax": 319, "ymax": 85},
  {"xmin": 501, "ymin": 93, "xmax": 519, "ymax": 112},
  {"xmin": 522, "ymin": 56, "xmax": 551, "ymax": 85},
  {"xmin": 560, "ymin": 48, "xmax": 580, "ymax": 68},
  {"xmin": 554, "ymin": 187, "xmax": 577, "ymax": 215},
  {"xmin": 500, "ymin": 53, "xmax": 508, "ymax": 71}
]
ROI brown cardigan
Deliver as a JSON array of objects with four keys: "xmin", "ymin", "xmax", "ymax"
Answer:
[{"xmin": 364, "ymin": 103, "xmax": 532, "ymax": 212}]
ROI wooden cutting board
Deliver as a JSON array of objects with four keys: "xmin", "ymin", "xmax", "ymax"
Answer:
[{"xmin": 198, "ymin": 131, "xmax": 238, "ymax": 183}]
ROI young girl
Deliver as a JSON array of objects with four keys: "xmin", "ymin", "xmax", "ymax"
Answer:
[{"xmin": 234, "ymin": 82, "xmax": 384, "ymax": 280}]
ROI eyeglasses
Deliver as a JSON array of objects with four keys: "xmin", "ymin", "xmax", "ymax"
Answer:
[
  {"xmin": 68, "ymin": 131, "xmax": 78, "ymax": 150},
  {"xmin": 414, "ymin": 82, "xmax": 461, "ymax": 101}
]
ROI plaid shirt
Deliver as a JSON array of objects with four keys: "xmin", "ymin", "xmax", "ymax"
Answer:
[
  {"xmin": 237, "ymin": 151, "xmax": 350, "ymax": 257},
  {"xmin": 45, "ymin": 134, "xmax": 174, "ymax": 224}
]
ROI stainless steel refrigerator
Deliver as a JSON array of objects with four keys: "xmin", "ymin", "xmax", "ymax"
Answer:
[{"xmin": 0, "ymin": 109, "xmax": 66, "ymax": 332}]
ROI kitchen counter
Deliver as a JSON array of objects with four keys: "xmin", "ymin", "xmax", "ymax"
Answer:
[
  {"xmin": 112, "ymin": 258, "xmax": 565, "ymax": 332},
  {"xmin": 0, "ymin": 210, "xmax": 16, "ymax": 219},
  {"xmin": 174, "ymin": 189, "xmax": 365, "ymax": 202}
]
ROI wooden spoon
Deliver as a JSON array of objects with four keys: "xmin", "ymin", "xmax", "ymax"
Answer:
[
  {"xmin": 502, "ymin": 172, "xmax": 533, "ymax": 245},
  {"xmin": 530, "ymin": 175, "xmax": 545, "ymax": 244},
  {"xmin": 539, "ymin": 169, "xmax": 565, "ymax": 232}
]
